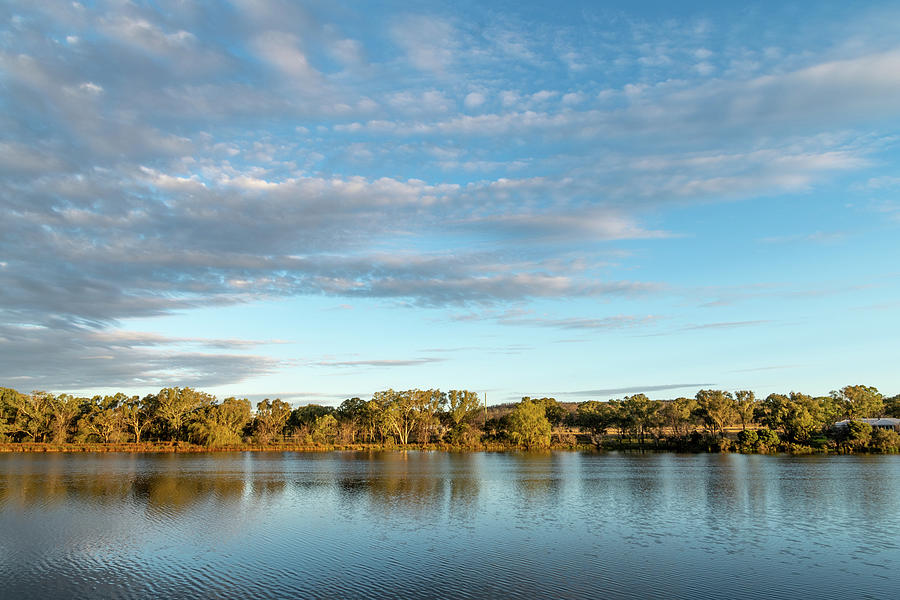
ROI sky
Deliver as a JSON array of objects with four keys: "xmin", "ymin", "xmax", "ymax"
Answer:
[{"xmin": 1, "ymin": 0, "xmax": 899, "ymax": 405}]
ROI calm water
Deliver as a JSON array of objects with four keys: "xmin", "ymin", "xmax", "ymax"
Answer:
[{"xmin": 0, "ymin": 451, "xmax": 898, "ymax": 599}]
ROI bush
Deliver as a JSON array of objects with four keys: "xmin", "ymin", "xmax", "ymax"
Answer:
[
  {"xmin": 871, "ymin": 428, "xmax": 900, "ymax": 452},
  {"xmin": 756, "ymin": 428, "xmax": 780, "ymax": 451}
]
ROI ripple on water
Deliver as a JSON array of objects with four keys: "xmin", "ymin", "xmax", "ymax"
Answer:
[{"xmin": 1, "ymin": 452, "xmax": 899, "ymax": 599}]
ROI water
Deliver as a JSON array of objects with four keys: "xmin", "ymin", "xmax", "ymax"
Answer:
[{"xmin": 0, "ymin": 451, "xmax": 897, "ymax": 599}]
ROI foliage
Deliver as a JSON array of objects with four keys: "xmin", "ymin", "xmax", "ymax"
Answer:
[
  {"xmin": 190, "ymin": 398, "xmax": 251, "ymax": 447},
  {"xmin": 311, "ymin": 414, "xmax": 339, "ymax": 445},
  {"xmin": 1, "ymin": 382, "xmax": 898, "ymax": 454},
  {"xmin": 832, "ymin": 385, "xmax": 884, "ymax": 419},
  {"xmin": 254, "ymin": 399, "xmax": 292, "ymax": 444},
  {"xmin": 694, "ymin": 390, "xmax": 736, "ymax": 437},
  {"xmin": 506, "ymin": 399, "xmax": 552, "ymax": 449}
]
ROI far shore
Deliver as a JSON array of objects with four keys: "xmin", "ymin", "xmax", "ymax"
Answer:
[{"xmin": 0, "ymin": 439, "xmax": 891, "ymax": 455}]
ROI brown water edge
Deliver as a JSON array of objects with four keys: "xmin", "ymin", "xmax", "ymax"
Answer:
[{"xmin": 0, "ymin": 441, "xmax": 573, "ymax": 453}]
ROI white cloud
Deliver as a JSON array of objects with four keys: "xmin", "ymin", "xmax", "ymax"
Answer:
[
  {"xmin": 252, "ymin": 31, "xmax": 323, "ymax": 85},
  {"xmin": 464, "ymin": 92, "xmax": 486, "ymax": 109},
  {"xmin": 391, "ymin": 15, "xmax": 457, "ymax": 74}
]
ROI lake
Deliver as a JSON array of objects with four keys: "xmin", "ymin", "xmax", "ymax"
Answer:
[{"xmin": 0, "ymin": 451, "xmax": 897, "ymax": 599}]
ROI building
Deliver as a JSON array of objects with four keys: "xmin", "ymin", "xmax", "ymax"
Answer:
[{"xmin": 832, "ymin": 418, "xmax": 900, "ymax": 432}]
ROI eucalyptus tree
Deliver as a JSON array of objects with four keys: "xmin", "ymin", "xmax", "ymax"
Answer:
[
  {"xmin": 190, "ymin": 397, "xmax": 251, "ymax": 446},
  {"xmin": 78, "ymin": 394, "xmax": 126, "ymax": 443},
  {"xmin": 254, "ymin": 399, "xmax": 292, "ymax": 443},
  {"xmin": 120, "ymin": 395, "xmax": 153, "ymax": 443},
  {"xmin": 289, "ymin": 404, "xmax": 333, "ymax": 432},
  {"xmin": 412, "ymin": 389, "xmax": 446, "ymax": 444},
  {"xmin": 9, "ymin": 391, "xmax": 54, "ymax": 442},
  {"xmin": 311, "ymin": 413, "xmax": 339, "ymax": 444},
  {"xmin": 781, "ymin": 392, "xmax": 824, "ymax": 443},
  {"xmin": 0, "ymin": 387, "xmax": 30, "ymax": 441},
  {"xmin": 506, "ymin": 398, "xmax": 552, "ymax": 449},
  {"xmin": 155, "ymin": 387, "xmax": 215, "ymax": 441},
  {"xmin": 695, "ymin": 389, "xmax": 736, "ymax": 437},
  {"xmin": 833, "ymin": 385, "xmax": 884, "ymax": 419},
  {"xmin": 49, "ymin": 393, "xmax": 84, "ymax": 444},
  {"xmin": 336, "ymin": 397, "xmax": 366, "ymax": 442},
  {"xmin": 447, "ymin": 390, "xmax": 482, "ymax": 428},
  {"xmin": 659, "ymin": 397, "xmax": 699, "ymax": 438},
  {"xmin": 621, "ymin": 393, "xmax": 658, "ymax": 444},
  {"xmin": 734, "ymin": 390, "xmax": 756, "ymax": 431},
  {"xmin": 575, "ymin": 400, "xmax": 616, "ymax": 436},
  {"xmin": 377, "ymin": 389, "xmax": 416, "ymax": 444}
]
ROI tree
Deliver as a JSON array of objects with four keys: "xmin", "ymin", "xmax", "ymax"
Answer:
[
  {"xmin": 506, "ymin": 399, "xmax": 552, "ymax": 449},
  {"xmin": 49, "ymin": 393, "xmax": 84, "ymax": 444},
  {"xmin": 734, "ymin": 390, "xmax": 756, "ymax": 431},
  {"xmin": 78, "ymin": 394, "xmax": 125, "ymax": 443},
  {"xmin": 620, "ymin": 394, "xmax": 658, "ymax": 444},
  {"xmin": 833, "ymin": 385, "xmax": 884, "ymax": 419},
  {"xmin": 885, "ymin": 395, "xmax": 900, "ymax": 418},
  {"xmin": 695, "ymin": 390, "xmax": 736, "ymax": 437},
  {"xmin": 289, "ymin": 404, "xmax": 333, "ymax": 432},
  {"xmin": 190, "ymin": 397, "xmax": 251, "ymax": 447},
  {"xmin": 336, "ymin": 397, "xmax": 366, "ymax": 443},
  {"xmin": 660, "ymin": 397, "xmax": 698, "ymax": 438},
  {"xmin": 845, "ymin": 420, "xmax": 873, "ymax": 449},
  {"xmin": 155, "ymin": 387, "xmax": 214, "ymax": 441},
  {"xmin": 8, "ymin": 391, "xmax": 54, "ymax": 442},
  {"xmin": 120, "ymin": 395, "xmax": 152, "ymax": 443},
  {"xmin": 311, "ymin": 414, "xmax": 339, "ymax": 444},
  {"xmin": 576, "ymin": 401, "xmax": 616, "ymax": 435},
  {"xmin": 254, "ymin": 399, "xmax": 292, "ymax": 444},
  {"xmin": 412, "ymin": 389, "xmax": 446, "ymax": 444},
  {"xmin": 378, "ymin": 389, "xmax": 417, "ymax": 445},
  {"xmin": 448, "ymin": 390, "xmax": 482, "ymax": 428}
]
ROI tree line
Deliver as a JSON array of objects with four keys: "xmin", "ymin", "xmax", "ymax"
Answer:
[{"xmin": 1, "ymin": 384, "xmax": 898, "ymax": 453}]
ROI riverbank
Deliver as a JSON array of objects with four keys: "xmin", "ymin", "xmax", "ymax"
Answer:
[
  {"xmin": 0, "ymin": 441, "xmax": 539, "ymax": 454},
  {"xmin": 1, "ymin": 439, "xmax": 896, "ymax": 454}
]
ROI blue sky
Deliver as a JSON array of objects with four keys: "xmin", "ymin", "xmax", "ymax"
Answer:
[{"xmin": 1, "ymin": 0, "xmax": 899, "ymax": 404}]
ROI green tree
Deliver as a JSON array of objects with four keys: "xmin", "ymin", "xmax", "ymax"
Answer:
[
  {"xmin": 620, "ymin": 394, "xmax": 658, "ymax": 444},
  {"xmin": 120, "ymin": 395, "xmax": 152, "ymax": 443},
  {"xmin": 412, "ymin": 389, "xmax": 446, "ymax": 444},
  {"xmin": 448, "ymin": 390, "xmax": 482, "ymax": 428},
  {"xmin": 660, "ymin": 397, "xmax": 699, "ymax": 438},
  {"xmin": 576, "ymin": 401, "xmax": 616, "ymax": 435},
  {"xmin": 49, "ymin": 393, "xmax": 84, "ymax": 444},
  {"xmin": 506, "ymin": 398, "xmax": 552, "ymax": 449},
  {"xmin": 736, "ymin": 429, "xmax": 759, "ymax": 452},
  {"xmin": 834, "ymin": 385, "xmax": 884, "ymax": 419},
  {"xmin": 9, "ymin": 391, "xmax": 54, "ymax": 442},
  {"xmin": 155, "ymin": 387, "xmax": 215, "ymax": 441},
  {"xmin": 254, "ymin": 399, "xmax": 292, "ymax": 444},
  {"xmin": 289, "ymin": 404, "xmax": 334, "ymax": 431},
  {"xmin": 845, "ymin": 420, "xmax": 873, "ymax": 449},
  {"xmin": 871, "ymin": 428, "xmax": 900, "ymax": 452},
  {"xmin": 190, "ymin": 397, "xmax": 251, "ymax": 446},
  {"xmin": 311, "ymin": 413, "xmax": 339, "ymax": 444},
  {"xmin": 77, "ymin": 394, "xmax": 125, "ymax": 443},
  {"xmin": 734, "ymin": 390, "xmax": 756, "ymax": 431},
  {"xmin": 756, "ymin": 428, "xmax": 780, "ymax": 451},
  {"xmin": 695, "ymin": 390, "xmax": 736, "ymax": 437}
]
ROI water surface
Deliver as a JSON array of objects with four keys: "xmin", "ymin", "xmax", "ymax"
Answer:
[{"xmin": 1, "ymin": 451, "xmax": 897, "ymax": 599}]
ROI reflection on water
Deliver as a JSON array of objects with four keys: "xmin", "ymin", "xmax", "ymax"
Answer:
[{"xmin": 1, "ymin": 451, "xmax": 898, "ymax": 599}]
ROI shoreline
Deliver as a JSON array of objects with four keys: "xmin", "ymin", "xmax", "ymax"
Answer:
[{"xmin": 0, "ymin": 441, "xmax": 891, "ymax": 455}]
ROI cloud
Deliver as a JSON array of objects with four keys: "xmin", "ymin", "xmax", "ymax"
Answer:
[
  {"xmin": 497, "ymin": 315, "xmax": 659, "ymax": 330},
  {"xmin": 0, "ymin": 323, "xmax": 279, "ymax": 391},
  {"xmin": 680, "ymin": 320, "xmax": 772, "ymax": 331},
  {"xmin": 313, "ymin": 358, "xmax": 445, "ymax": 368},
  {"xmin": 554, "ymin": 383, "xmax": 715, "ymax": 397},
  {"xmin": 4, "ymin": 1, "xmax": 900, "ymax": 394},
  {"xmin": 391, "ymin": 16, "xmax": 457, "ymax": 74}
]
